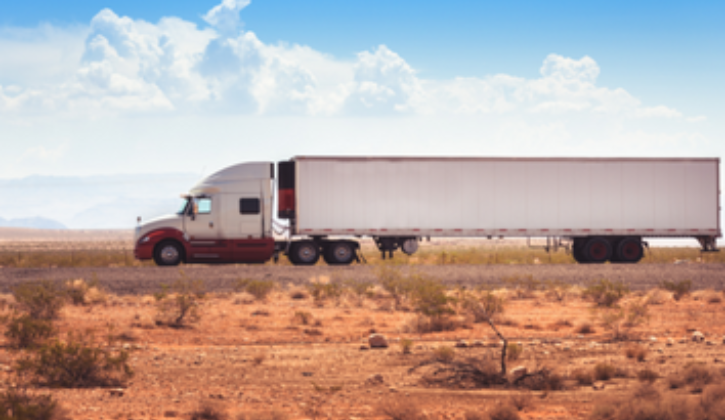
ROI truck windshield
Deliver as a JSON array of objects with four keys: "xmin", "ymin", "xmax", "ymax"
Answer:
[{"xmin": 177, "ymin": 198, "xmax": 190, "ymax": 215}]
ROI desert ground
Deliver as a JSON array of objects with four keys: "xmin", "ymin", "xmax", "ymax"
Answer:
[{"xmin": 0, "ymin": 229, "xmax": 724, "ymax": 420}]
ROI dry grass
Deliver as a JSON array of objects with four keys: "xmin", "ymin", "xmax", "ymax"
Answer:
[{"xmin": 624, "ymin": 344, "xmax": 648, "ymax": 362}]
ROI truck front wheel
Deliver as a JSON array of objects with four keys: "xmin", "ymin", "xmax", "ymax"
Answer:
[
  {"xmin": 289, "ymin": 241, "xmax": 320, "ymax": 266},
  {"xmin": 154, "ymin": 241, "xmax": 184, "ymax": 266}
]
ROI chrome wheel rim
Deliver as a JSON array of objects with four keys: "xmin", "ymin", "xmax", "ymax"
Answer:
[
  {"xmin": 297, "ymin": 244, "xmax": 317, "ymax": 263},
  {"xmin": 160, "ymin": 245, "xmax": 179, "ymax": 264},
  {"xmin": 333, "ymin": 244, "xmax": 352, "ymax": 262}
]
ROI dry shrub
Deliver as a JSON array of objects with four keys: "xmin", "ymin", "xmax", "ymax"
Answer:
[
  {"xmin": 644, "ymin": 289, "xmax": 670, "ymax": 305},
  {"xmin": 544, "ymin": 280, "xmax": 571, "ymax": 302},
  {"xmin": 65, "ymin": 278, "xmax": 106, "ymax": 305},
  {"xmin": 3, "ymin": 315, "xmax": 55, "ymax": 349},
  {"xmin": 16, "ymin": 331, "xmax": 133, "ymax": 388},
  {"xmin": 235, "ymin": 279, "xmax": 275, "ymax": 301},
  {"xmin": 518, "ymin": 369, "xmax": 564, "ymax": 391},
  {"xmin": 0, "ymin": 388, "xmax": 68, "ymax": 420},
  {"xmin": 13, "ymin": 281, "xmax": 66, "ymax": 320},
  {"xmin": 509, "ymin": 392, "xmax": 533, "ymax": 411},
  {"xmin": 488, "ymin": 404, "xmax": 521, "ymax": 420},
  {"xmin": 624, "ymin": 344, "xmax": 648, "ymax": 362},
  {"xmin": 289, "ymin": 289, "xmax": 308, "ymax": 300},
  {"xmin": 407, "ymin": 314, "xmax": 459, "ymax": 333},
  {"xmin": 463, "ymin": 411, "xmax": 486, "ymax": 420},
  {"xmin": 572, "ymin": 368, "xmax": 594, "ymax": 386},
  {"xmin": 594, "ymin": 363, "xmax": 616, "ymax": 381},
  {"xmin": 236, "ymin": 410, "xmax": 288, "ymax": 420},
  {"xmin": 432, "ymin": 346, "xmax": 455, "ymax": 363},
  {"xmin": 637, "ymin": 368, "xmax": 659, "ymax": 383},
  {"xmin": 400, "ymin": 338, "xmax": 414, "ymax": 355},
  {"xmin": 292, "ymin": 311, "xmax": 312, "ymax": 325},
  {"xmin": 154, "ymin": 277, "xmax": 205, "ymax": 328},
  {"xmin": 551, "ymin": 319, "xmax": 573, "ymax": 329},
  {"xmin": 660, "ymin": 279, "xmax": 692, "ymax": 301},
  {"xmin": 583, "ymin": 279, "xmax": 629, "ymax": 307},
  {"xmin": 377, "ymin": 398, "xmax": 426, "ymax": 420},
  {"xmin": 576, "ymin": 323, "xmax": 595, "ymax": 334},
  {"xmin": 682, "ymin": 362, "xmax": 718, "ymax": 392},
  {"xmin": 507, "ymin": 343, "xmax": 522, "ymax": 362},
  {"xmin": 190, "ymin": 400, "xmax": 229, "ymax": 420},
  {"xmin": 701, "ymin": 384, "xmax": 725, "ymax": 413}
]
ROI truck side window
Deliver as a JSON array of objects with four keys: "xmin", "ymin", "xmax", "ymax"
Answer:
[
  {"xmin": 196, "ymin": 198, "xmax": 212, "ymax": 214},
  {"xmin": 240, "ymin": 198, "xmax": 260, "ymax": 215}
]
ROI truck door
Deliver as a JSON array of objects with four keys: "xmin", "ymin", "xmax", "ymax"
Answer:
[{"xmin": 184, "ymin": 195, "xmax": 229, "ymax": 261}]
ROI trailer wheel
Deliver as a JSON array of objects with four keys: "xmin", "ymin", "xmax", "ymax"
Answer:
[
  {"xmin": 289, "ymin": 241, "xmax": 320, "ymax": 266},
  {"xmin": 325, "ymin": 241, "xmax": 356, "ymax": 265},
  {"xmin": 154, "ymin": 241, "xmax": 184, "ymax": 266},
  {"xmin": 583, "ymin": 237, "xmax": 612, "ymax": 263},
  {"xmin": 572, "ymin": 245, "xmax": 589, "ymax": 263},
  {"xmin": 616, "ymin": 237, "xmax": 643, "ymax": 263}
]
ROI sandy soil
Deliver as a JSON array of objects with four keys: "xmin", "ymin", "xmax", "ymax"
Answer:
[{"xmin": 0, "ymin": 281, "xmax": 724, "ymax": 420}]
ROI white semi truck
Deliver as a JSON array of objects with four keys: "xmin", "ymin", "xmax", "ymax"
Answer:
[{"xmin": 134, "ymin": 156, "xmax": 721, "ymax": 266}]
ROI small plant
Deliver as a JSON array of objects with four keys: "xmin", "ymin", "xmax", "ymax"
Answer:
[
  {"xmin": 400, "ymin": 338, "xmax": 414, "ymax": 355},
  {"xmin": 507, "ymin": 343, "xmax": 523, "ymax": 362},
  {"xmin": 13, "ymin": 281, "xmax": 66, "ymax": 320},
  {"xmin": 593, "ymin": 363, "xmax": 616, "ymax": 381},
  {"xmin": 465, "ymin": 291, "xmax": 505, "ymax": 323},
  {"xmin": 0, "ymin": 387, "xmax": 68, "ymax": 420},
  {"xmin": 345, "ymin": 279, "xmax": 375, "ymax": 306},
  {"xmin": 508, "ymin": 392, "xmax": 533, "ymax": 411},
  {"xmin": 625, "ymin": 344, "xmax": 648, "ymax": 362},
  {"xmin": 572, "ymin": 368, "xmax": 594, "ymax": 386},
  {"xmin": 305, "ymin": 383, "xmax": 342, "ymax": 420},
  {"xmin": 154, "ymin": 276, "xmax": 205, "ymax": 327},
  {"xmin": 306, "ymin": 282, "xmax": 343, "ymax": 306},
  {"xmin": 681, "ymin": 362, "xmax": 716, "ymax": 392},
  {"xmin": 235, "ymin": 279, "xmax": 275, "ymax": 301},
  {"xmin": 544, "ymin": 280, "xmax": 571, "ymax": 302},
  {"xmin": 65, "ymin": 277, "xmax": 104, "ymax": 306},
  {"xmin": 575, "ymin": 323, "xmax": 595, "ymax": 334},
  {"xmin": 16, "ymin": 331, "xmax": 133, "ymax": 388},
  {"xmin": 636, "ymin": 368, "xmax": 659, "ymax": 383},
  {"xmin": 432, "ymin": 346, "xmax": 455, "ymax": 363},
  {"xmin": 622, "ymin": 302, "xmax": 649, "ymax": 328},
  {"xmin": 488, "ymin": 404, "xmax": 521, "ymax": 420},
  {"xmin": 660, "ymin": 279, "xmax": 692, "ymax": 301},
  {"xmin": 504, "ymin": 275, "xmax": 540, "ymax": 300},
  {"xmin": 377, "ymin": 398, "xmax": 425, "ymax": 420},
  {"xmin": 293, "ymin": 311, "xmax": 313, "ymax": 325},
  {"xmin": 583, "ymin": 279, "xmax": 629, "ymax": 307},
  {"xmin": 376, "ymin": 267, "xmax": 413, "ymax": 309},
  {"xmin": 190, "ymin": 400, "xmax": 229, "ymax": 420},
  {"xmin": 3, "ymin": 314, "xmax": 55, "ymax": 349}
]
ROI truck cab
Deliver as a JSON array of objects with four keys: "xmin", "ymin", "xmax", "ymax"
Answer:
[{"xmin": 134, "ymin": 162, "xmax": 276, "ymax": 265}]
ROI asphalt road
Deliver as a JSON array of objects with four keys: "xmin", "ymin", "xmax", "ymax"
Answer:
[{"xmin": 1, "ymin": 263, "xmax": 724, "ymax": 295}]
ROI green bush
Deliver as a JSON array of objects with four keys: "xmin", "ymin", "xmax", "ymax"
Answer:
[
  {"xmin": 0, "ymin": 388, "xmax": 67, "ymax": 420},
  {"xmin": 4, "ymin": 315, "xmax": 55, "ymax": 349},
  {"xmin": 154, "ymin": 277, "xmax": 205, "ymax": 327},
  {"xmin": 660, "ymin": 279, "xmax": 692, "ymax": 301},
  {"xmin": 16, "ymin": 332, "xmax": 133, "ymax": 388},
  {"xmin": 583, "ymin": 279, "xmax": 629, "ymax": 307},
  {"xmin": 12, "ymin": 281, "xmax": 66, "ymax": 320},
  {"xmin": 235, "ymin": 279, "xmax": 275, "ymax": 301}
]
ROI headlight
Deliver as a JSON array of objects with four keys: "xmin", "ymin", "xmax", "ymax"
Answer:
[{"xmin": 140, "ymin": 236, "xmax": 151, "ymax": 243}]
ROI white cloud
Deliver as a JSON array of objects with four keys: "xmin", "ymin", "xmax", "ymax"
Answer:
[{"xmin": 0, "ymin": 2, "xmax": 698, "ymax": 121}]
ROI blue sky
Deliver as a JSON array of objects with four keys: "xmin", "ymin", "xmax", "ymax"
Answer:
[{"xmin": 0, "ymin": 0, "xmax": 723, "ymax": 227}]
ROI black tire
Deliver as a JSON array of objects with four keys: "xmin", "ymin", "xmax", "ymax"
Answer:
[
  {"xmin": 615, "ymin": 237, "xmax": 643, "ymax": 263},
  {"xmin": 572, "ymin": 244, "xmax": 589, "ymax": 263},
  {"xmin": 583, "ymin": 237, "xmax": 612, "ymax": 263},
  {"xmin": 154, "ymin": 241, "xmax": 184, "ymax": 266},
  {"xmin": 289, "ymin": 241, "xmax": 320, "ymax": 266},
  {"xmin": 325, "ymin": 241, "xmax": 356, "ymax": 265}
]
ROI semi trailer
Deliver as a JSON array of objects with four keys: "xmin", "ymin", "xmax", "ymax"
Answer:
[{"xmin": 133, "ymin": 156, "xmax": 721, "ymax": 266}]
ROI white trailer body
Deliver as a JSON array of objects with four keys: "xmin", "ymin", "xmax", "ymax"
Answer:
[{"xmin": 292, "ymin": 157, "xmax": 720, "ymax": 239}]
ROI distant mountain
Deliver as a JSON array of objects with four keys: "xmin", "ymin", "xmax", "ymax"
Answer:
[
  {"xmin": 0, "ymin": 216, "xmax": 67, "ymax": 229},
  {"xmin": 0, "ymin": 173, "xmax": 201, "ymax": 229}
]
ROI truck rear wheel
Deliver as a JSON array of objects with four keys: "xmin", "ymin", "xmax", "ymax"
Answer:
[
  {"xmin": 583, "ymin": 237, "xmax": 612, "ymax": 263},
  {"xmin": 289, "ymin": 241, "xmax": 320, "ymax": 266},
  {"xmin": 154, "ymin": 241, "xmax": 184, "ymax": 266},
  {"xmin": 324, "ymin": 241, "xmax": 356, "ymax": 265},
  {"xmin": 615, "ymin": 237, "xmax": 643, "ymax": 263}
]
